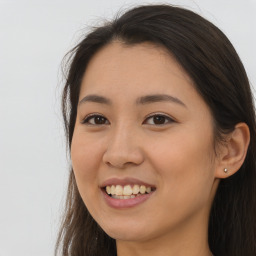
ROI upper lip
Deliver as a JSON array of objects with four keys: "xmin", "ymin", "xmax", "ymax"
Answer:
[{"xmin": 100, "ymin": 177, "xmax": 156, "ymax": 188}]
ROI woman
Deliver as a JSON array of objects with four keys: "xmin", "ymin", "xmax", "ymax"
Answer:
[{"xmin": 55, "ymin": 4, "xmax": 256, "ymax": 256}]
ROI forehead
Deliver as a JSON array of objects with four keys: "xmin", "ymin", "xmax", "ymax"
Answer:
[
  {"xmin": 79, "ymin": 41, "xmax": 206, "ymax": 111},
  {"xmin": 81, "ymin": 42, "xmax": 190, "ymax": 91}
]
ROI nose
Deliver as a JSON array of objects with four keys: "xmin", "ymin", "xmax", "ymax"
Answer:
[{"xmin": 102, "ymin": 125, "xmax": 144, "ymax": 169}]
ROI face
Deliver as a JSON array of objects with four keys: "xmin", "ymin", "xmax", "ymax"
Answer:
[{"xmin": 71, "ymin": 41, "xmax": 219, "ymax": 243}]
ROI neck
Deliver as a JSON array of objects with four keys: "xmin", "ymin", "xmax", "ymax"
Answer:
[
  {"xmin": 117, "ymin": 233, "xmax": 212, "ymax": 256},
  {"xmin": 116, "ymin": 210, "xmax": 212, "ymax": 256}
]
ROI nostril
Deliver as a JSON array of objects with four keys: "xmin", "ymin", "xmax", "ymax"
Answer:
[{"xmin": 102, "ymin": 145, "xmax": 144, "ymax": 168}]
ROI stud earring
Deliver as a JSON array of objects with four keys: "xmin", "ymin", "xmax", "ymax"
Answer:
[{"xmin": 224, "ymin": 168, "xmax": 228, "ymax": 173}]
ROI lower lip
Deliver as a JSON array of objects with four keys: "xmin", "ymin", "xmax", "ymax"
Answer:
[{"xmin": 102, "ymin": 189, "xmax": 155, "ymax": 209}]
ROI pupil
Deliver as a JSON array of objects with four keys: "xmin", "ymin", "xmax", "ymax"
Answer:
[
  {"xmin": 95, "ymin": 116, "xmax": 105, "ymax": 124},
  {"xmin": 153, "ymin": 116, "xmax": 165, "ymax": 124}
]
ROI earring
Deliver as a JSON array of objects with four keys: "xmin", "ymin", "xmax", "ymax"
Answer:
[{"xmin": 224, "ymin": 168, "xmax": 228, "ymax": 173}]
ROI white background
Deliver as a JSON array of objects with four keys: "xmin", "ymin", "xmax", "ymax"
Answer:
[{"xmin": 0, "ymin": 0, "xmax": 255, "ymax": 255}]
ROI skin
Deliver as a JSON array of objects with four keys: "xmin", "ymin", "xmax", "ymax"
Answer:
[{"xmin": 71, "ymin": 41, "xmax": 249, "ymax": 256}]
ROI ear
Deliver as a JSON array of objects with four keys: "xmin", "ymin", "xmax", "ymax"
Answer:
[{"xmin": 215, "ymin": 122, "xmax": 250, "ymax": 179}]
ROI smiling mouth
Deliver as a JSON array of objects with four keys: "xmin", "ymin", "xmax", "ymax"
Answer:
[{"xmin": 104, "ymin": 184, "xmax": 156, "ymax": 199}]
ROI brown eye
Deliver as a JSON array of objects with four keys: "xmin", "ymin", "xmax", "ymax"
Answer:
[
  {"xmin": 82, "ymin": 115, "xmax": 109, "ymax": 125},
  {"xmin": 153, "ymin": 116, "xmax": 166, "ymax": 124},
  {"xmin": 144, "ymin": 114, "xmax": 174, "ymax": 125}
]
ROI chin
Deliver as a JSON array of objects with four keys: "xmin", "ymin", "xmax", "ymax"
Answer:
[
  {"xmin": 100, "ymin": 221, "xmax": 155, "ymax": 242},
  {"xmin": 108, "ymin": 230, "xmax": 149, "ymax": 242}
]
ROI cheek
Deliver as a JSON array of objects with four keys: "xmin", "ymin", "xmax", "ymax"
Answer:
[
  {"xmin": 150, "ymin": 127, "xmax": 215, "ymax": 207},
  {"xmin": 71, "ymin": 130, "xmax": 104, "ymax": 198}
]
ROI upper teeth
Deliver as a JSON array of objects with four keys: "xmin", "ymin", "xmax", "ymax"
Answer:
[{"xmin": 106, "ymin": 184, "xmax": 152, "ymax": 196}]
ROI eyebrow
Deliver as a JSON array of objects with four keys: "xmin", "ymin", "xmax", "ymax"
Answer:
[
  {"xmin": 78, "ymin": 94, "xmax": 186, "ymax": 108},
  {"xmin": 78, "ymin": 95, "xmax": 111, "ymax": 106},
  {"xmin": 136, "ymin": 94, "xmax": 187, "ymax": 107}
]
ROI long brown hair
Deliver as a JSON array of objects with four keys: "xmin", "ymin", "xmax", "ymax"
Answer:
[{"xmin": 56, "ymin": 5, "xmax": 256, "ymax": 256}]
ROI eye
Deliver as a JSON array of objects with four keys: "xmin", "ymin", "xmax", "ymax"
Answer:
[
  {"xmin": 82, "ymin": 114, "xmax": 110, "ymax": 125},
  {"xmin": 143, "ymin": 114, "xmax": 174, "ymax": 125}
]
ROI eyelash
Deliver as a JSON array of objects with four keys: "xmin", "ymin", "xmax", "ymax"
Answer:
[
  {"xmin": 81, "ymin": 113, "xmax": 175, "ymax": 126},
  {"xmin": 81, "ymin": 114, "xmax": 109, "ymax": 125},
  {"xmin": 143, "ymin": 113, "xmax": 175, "ymax": 125}
]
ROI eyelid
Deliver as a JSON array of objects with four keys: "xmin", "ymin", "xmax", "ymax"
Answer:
[
  {"xmin": 143, "ymin": 112, "xmax": 176, "ymax": 125},
  {"xmin": 81, "ymin": 113, "xmax": 110, "ymax": 125}
]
